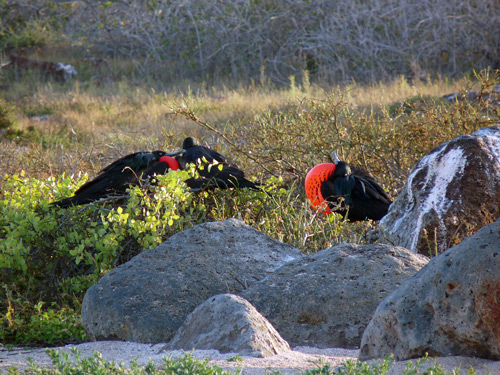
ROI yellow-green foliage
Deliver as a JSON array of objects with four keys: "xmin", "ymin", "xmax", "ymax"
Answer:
[
  {"xmin": 1, "ymin": 297, "xmax": 86, "ymax": 345},
  {"xmin": 1, "ymin": 169, "xmax": 202, "ymax": 279}
]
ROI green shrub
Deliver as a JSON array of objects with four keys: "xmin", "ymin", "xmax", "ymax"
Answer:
[
  {"xmin": 0, "ymin": 297, "xmax": 86, "ymax": 346},
  {"xmin": 304, "ymin": 357, "xmax": 393, "ymax": 375},
  {"xmin": 0, "ymin": 169, "xmax": 204, "ymax": 298},
  {"xmin": 0, "ymin": 168, "xmax": 209, "ymax": 345}
]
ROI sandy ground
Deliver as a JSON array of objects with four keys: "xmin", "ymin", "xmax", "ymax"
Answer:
[{"xmin": 1, "ymin": 341, "xmax": 500, "ymax": 374}]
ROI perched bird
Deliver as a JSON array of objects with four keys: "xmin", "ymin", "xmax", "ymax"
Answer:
[
  {"xmin": 176, "ymin": 136, "xmax": 261, "ymax": 191},
  {"xmin": 304, "ymin": 153, "xmax": 391, "ymax": 221},
  {"xmin": 51, "ymin": 150, "xmax": 183, "ymax": 208}
]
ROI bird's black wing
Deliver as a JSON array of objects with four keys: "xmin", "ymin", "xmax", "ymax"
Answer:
[
  {"xmin": 320, "ymin": 174, "xmax": 391, "ymax": 221},
  {"xmin": 72, "ymin": 152, "xmax": 157, "ymax": 195},
  {"xmin": 347, "ymin": 176, "xmax": 391, "ymax": 221},
  {"xmin": 179, "ymin": 137, "xmax": 259, "ymax": 191},
  {"xmin": 51, "ymin": 152, "xmax": 159, "ymax": 207},
  {"xmin": 352, "ymin": 175, "xmax": 391, "ymax": 205}
]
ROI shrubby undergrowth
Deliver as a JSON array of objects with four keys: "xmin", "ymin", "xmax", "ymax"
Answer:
[{"xmin": 0, "ymin": 168, "xmax": 201, "ymax": 344}]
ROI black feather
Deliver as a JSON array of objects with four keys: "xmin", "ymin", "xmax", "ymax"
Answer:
[
  {"xmin": 320, "ymin": 161, "xmax": 391, "ymax": 221},
  {"xmin": 51, "ymin": 151, "xmax": 169, "ymax": 207},
  {"xmin": 177, "ymin": 137, "xmax": 261, "ymax": 191}
]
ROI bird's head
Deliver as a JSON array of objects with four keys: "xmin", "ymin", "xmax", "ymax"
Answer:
[
  {"xmin": 182, "ymin": 136, "xmax": 196, "ymax": 149},
  {"xmin": 304, "ymin": 162, "xmax": 337, "ymax": 215},
  {"xmin": 329, "ymin": 151, "xmax": 351, "ymax": 177}
]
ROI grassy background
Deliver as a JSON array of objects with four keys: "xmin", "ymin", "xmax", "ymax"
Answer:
[{"xmin": 1, "ymin": 0, "xmax": 500, "ymax": 352}]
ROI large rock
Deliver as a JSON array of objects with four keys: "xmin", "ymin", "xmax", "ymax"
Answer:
[
  {"xmin": 240, "ymin": 243, "xmax": 428, "ymax": 348},
  {"xmin": 81, "ymin": 219, "xmax": 303, "ymax": 343},
  {"xmin": 380, "ymin": 126, "xmax": 500, "ymax": 256},
  {"xmin": 163, "ymin": 294, "xmax": 291, "ymax": 357},
  {"xmin": 359, "ymin": 218, "xmax": 500, "ymax": 361}
]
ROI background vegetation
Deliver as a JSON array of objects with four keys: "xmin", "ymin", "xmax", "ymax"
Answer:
[
  {"xmin": 1, "ymin": 0, "xmax": 499, "ymax": 85},
  {"xmin": 1, "ymin": 1, "xmax": 499, "ymax": 369}
]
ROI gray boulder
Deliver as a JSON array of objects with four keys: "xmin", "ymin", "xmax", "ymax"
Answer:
[
  {"xmin": 240, "ymin": 243, "xmax": 428, "ymax": 348},
  {"xmin": 359, "ymin": 218, "xmax": 500, "ymax": 361},
  {"xmin": 379, "ymin": 126, "xmax": 500, "ymax": 256},
  {"xmin": 163, "ymin": 294, "xmax": 291, "ymax": 357},
  {"xmin": 81, "ymin": 218, "xmax": 303, "ymax": 342}
]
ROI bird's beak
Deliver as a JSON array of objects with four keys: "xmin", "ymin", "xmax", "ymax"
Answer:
[
  {"xmin": 164, "ymin": 149, "xmax": 186, "ymax": 156},
  {"xmin": 331, "ymin": 152, "xmax": 340, "ymax": 165}
]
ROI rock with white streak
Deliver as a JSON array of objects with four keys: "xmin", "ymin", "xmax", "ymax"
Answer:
[
  {"xmin": 163, "ymin": 294, "xmax": 291, "ymax": 357},
  {"xmin": 379, "ymin": 126, "xmax": 500, "ymax": 256}
]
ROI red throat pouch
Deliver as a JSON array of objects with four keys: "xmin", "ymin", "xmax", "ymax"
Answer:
[{"xmin": 304, "ymin": 163, "xmax": 336, "ymax": 214}]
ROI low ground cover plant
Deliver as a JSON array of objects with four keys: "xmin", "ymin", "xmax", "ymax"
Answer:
[{"xmin": 7, "ymin": 349, "xmax": 480, "ymax": 375}]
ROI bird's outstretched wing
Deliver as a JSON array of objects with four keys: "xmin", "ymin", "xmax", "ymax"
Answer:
[{"xmin": 51, "ymin": 151, "xmax": 177, "ymax": 207}]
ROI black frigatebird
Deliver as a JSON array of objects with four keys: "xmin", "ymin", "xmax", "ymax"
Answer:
[
  {"xmin": 304, "ymin": 152, "xmax": 391, "ymax": 221},
  {"xmin": 51, "ymin": 150, "xmax": 183, "ymax": 208},
  {"xmin": 176, "ymin": 136, "xmax": 261, "ymax": 191}
]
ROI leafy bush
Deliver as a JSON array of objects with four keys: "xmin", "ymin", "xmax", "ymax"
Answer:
[
  {"xmin": 0, "ymin": 297, "xmax": 86, "ymax": 346},
  {"xmin": 0, "ymin": 168, "xmax": 207, "ymax": 344},
  {"xmin": 0, "ymin": 169, "xmax": 204, "ymax": 298},
  {"xmin": 304, "ymin": 357, "xmax": 394, "ymax": 375}
]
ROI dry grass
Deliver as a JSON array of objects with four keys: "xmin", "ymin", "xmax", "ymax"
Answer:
[
  {"xmin": 0, "ymin": 71, "xmax": 490, "ymax": 186},
  {"xmin": 344, "ymin": 75, "xmax": 473, "ymax": 107}
]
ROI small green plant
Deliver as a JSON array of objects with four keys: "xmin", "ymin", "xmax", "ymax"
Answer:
[
  {"xmin": 162, "ymin": 352, "xmax": 242, "ymax": 375},
  {"xmin": 227, "ymin": 356, "xmax": 243, "ymax": 362},
  {"xmin": 302, "ymin": 354, "xmax": 480, "ymax": 375},
  {"xmin": 15, "ymin": 349, "xmax": 242, "ymax": 375}
]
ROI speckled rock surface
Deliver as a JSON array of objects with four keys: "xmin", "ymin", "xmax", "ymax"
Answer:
[
  {"xmin": 240, "ymin": 243, "xmax": 428, "ymax": 348},
  {"xmin": 360, "ymin": 218, "xmax": 500, "ymax": 361},
  {"xmin": 81, "ymin": 219, "xmax": 303, "ymax": 343},
  {"xmin": 163, "ymin": 294, "xmax": 291, "ymax": 357},
  {"xmin": 379, "ymin": 126, "xmax": 500, "ymax": 255}
]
